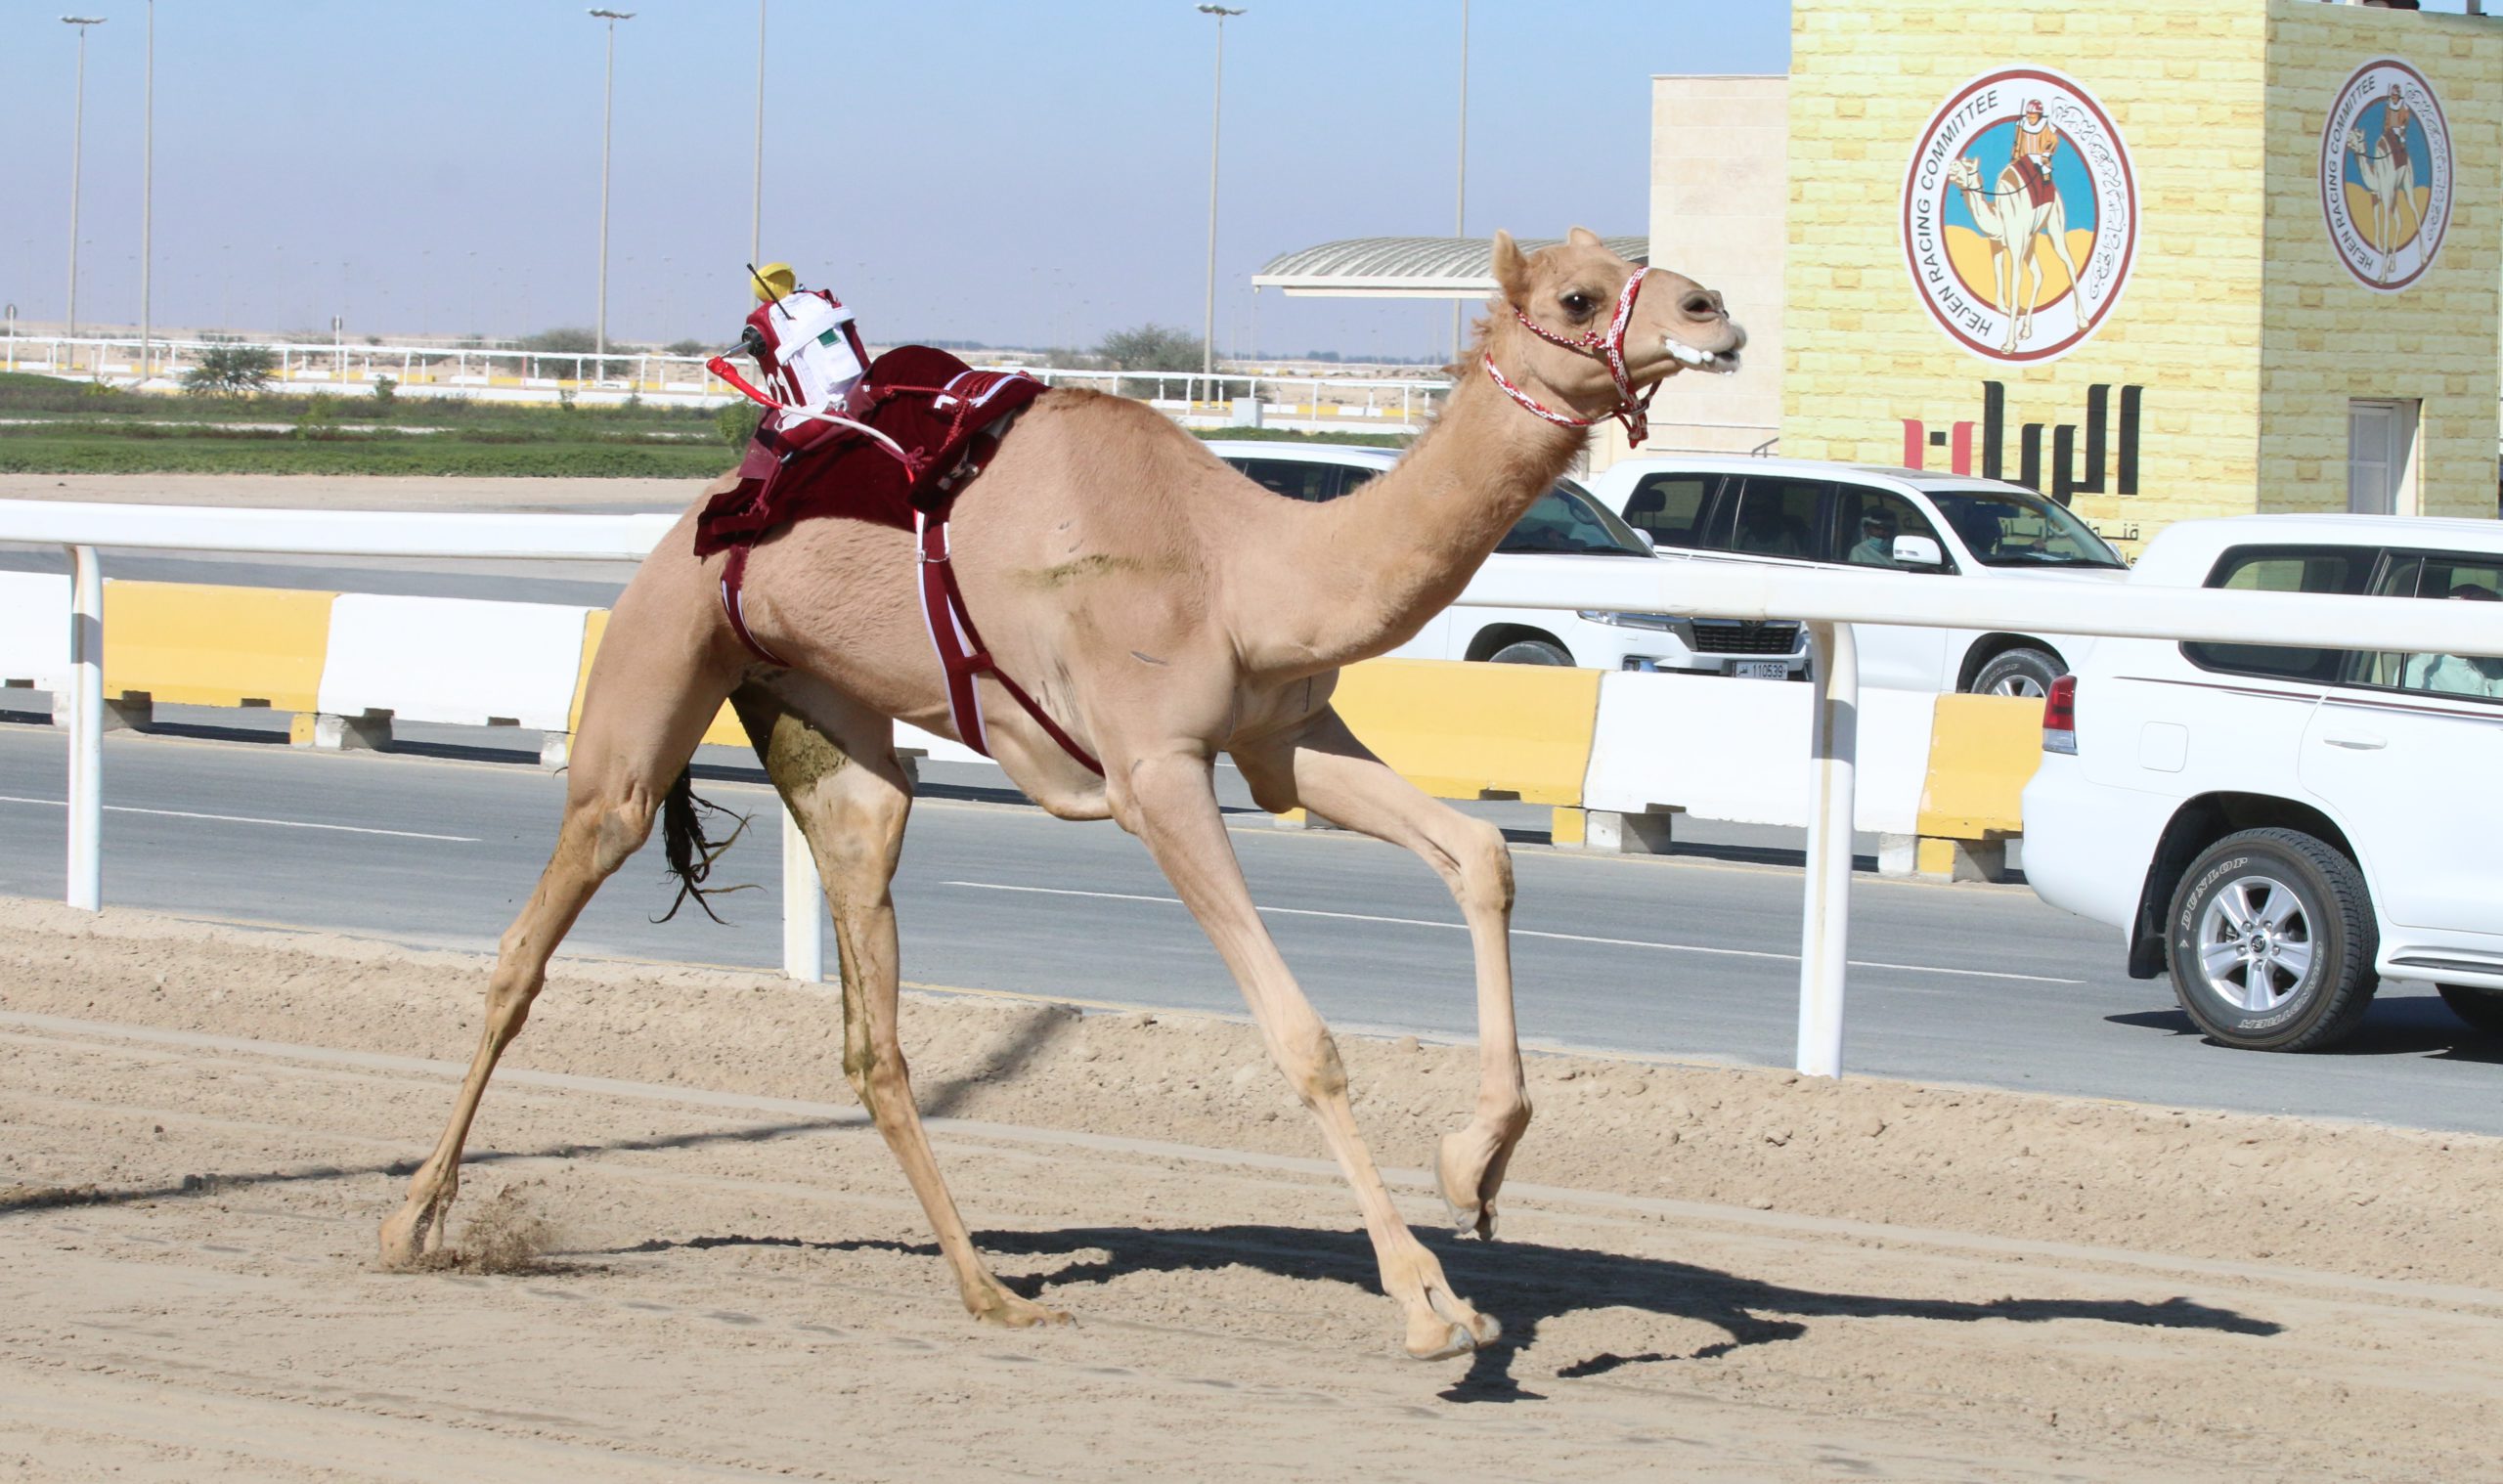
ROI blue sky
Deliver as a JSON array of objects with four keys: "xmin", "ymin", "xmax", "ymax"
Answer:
[{"xmin": 0, "ymin": 1, "xmax": 1789, "ymax": 359}]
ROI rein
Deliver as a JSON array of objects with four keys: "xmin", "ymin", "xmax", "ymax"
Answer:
[{"xmin": 1482, "ymin": 265, "xmax": 1659, "ymax": 446}]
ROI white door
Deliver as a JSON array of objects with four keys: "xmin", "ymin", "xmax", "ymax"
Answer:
[
  {"xmin": 2298, "ymin": 553, "xmax": 2503, "ymax": 931},
  {"xmin": 2346, "ymin": 400, "xmax": 2420, "ymax": 517}
]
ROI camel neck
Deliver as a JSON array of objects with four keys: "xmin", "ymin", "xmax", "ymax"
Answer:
[{"xmin": 1232, "ymin": 358, "xmax": 1590, "ymax": 679}]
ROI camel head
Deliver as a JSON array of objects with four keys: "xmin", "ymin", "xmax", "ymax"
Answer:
[
  {"xmin": 1947, "ymin": 156, "xmax": 1983, "ymax": 191},
  {"xmin": 2345, "ymin": 127, "xmax": 2369, "ymax": 157},
  {"xmin": 1486, "ymin": 227, "xmax": 1745, "ymax": 416}
]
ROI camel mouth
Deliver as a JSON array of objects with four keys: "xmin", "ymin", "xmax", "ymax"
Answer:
[{"xmin": 1664, "ymin": 338, "xmax": 1741, "ymax": 374}]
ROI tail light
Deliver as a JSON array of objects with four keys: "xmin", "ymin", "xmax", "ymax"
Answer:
[{"xmin": 2042, "ymin": 674, "xmax": 2078, "ymax": 755}]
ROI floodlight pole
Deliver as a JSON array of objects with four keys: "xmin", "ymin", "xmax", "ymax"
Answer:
[
  {"xmin": 1453, "ymin": 0, "xmax": 1470, "ymax": 361},
  {"xmin": 590, "ymin": 9, "xmax": 636, "ymax": 363},
  {"xmin": 63, "ymin": 17, "xmax": 107, "ymax": 349},
  {"xmin": 1197, "ymin": 5, "xmax": 1244, "ymax": 383},
  {"xmin": 140, "ymin": 0, "xmax": 154, "ymax": 384},
  {"xmin": 752, "ymin": 0, "xmax": 767, "ymax": 266}
]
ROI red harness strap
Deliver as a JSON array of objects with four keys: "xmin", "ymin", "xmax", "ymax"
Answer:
[
  {"xmin": 915, "ymin": 502, "xmax": 1103, "ymax": 776},
  {"xmin": 1482, "ymin": 265, "xmax": 1659, "ymax": 446}
]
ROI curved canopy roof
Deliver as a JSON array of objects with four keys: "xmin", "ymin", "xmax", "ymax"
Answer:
[{"xmin": 1252, "ymin": 235, "xmax": 1647, "ymax": 300}]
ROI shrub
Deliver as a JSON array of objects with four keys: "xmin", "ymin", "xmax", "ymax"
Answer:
[
  {"xmin": 716, "ymin": 400, "xmax": 760, "ymax": 450},
  {"xmin": 182, "ymin": 344, "xmax": 278, "ymax": 397},
  {"xmin": 663, "ymin": 337, "xmax": 709, "ymax": 358},
  {"xmin": 1097, "ymin": 323, "xmax": 1208, "ymax": 372},
  {"xmin": 371, "ymin": 376, "xmax": 398, "ymax": 411},
  {"xmin": 520, "ymin": 327, "xmax": 599, "ymax": 355}
]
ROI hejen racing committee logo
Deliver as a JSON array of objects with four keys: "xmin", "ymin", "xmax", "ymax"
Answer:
[
  {"xmin": 2320, "ymin": 58, "xmax": 2452, "ymax": 292},
  {"xmin": 1903, "ymin": 67, "xmax": 2137, "ymax": 364}
]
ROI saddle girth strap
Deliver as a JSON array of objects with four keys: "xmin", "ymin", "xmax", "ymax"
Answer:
[
  {"xmin": 719, "ymin": 544, "xmax": 788, "ymax": 667},
  {"xmin": 915, "ymin": 502, "xmax": 1104, "ymax": 777}
]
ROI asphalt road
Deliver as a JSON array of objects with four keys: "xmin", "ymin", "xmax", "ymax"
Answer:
[{"xmin": 2, "ymin": 713, "xmax": 2495, "ymax": 1136}]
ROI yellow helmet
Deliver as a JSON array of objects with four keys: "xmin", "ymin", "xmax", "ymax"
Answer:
[{"xmin": 750, "ymin": 261, "xmax": 798, "ymax": 303}]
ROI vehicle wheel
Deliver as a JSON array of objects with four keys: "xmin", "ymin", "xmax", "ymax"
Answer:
[
  {"xmin": 2165, "ymin": 828, "xmax": 2379, "ymax": 1052},
  {"xmin": 1970, "ymin": 646, "xmax": 2063, "ymax": 699},
  {"xmin": 2438, "ymin": 985, "xmax": 2503, "ymax": 1035},
  {"xmin": 1487, "ymin": 638, "xmax": 1570, "ymax": 666}
]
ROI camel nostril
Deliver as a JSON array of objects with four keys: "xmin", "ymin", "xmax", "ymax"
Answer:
[{"xmin": 1681, "ymin": 292, "xmax": 1720, "ymax": 320}]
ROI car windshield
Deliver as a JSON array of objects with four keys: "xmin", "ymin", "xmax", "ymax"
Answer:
[
  {"xmin": 1919, "ymin": 486, "xmax": 2128, "ymax": 568},
  {"xmin": 1497, "ymin": 478, "xmax": 1655, "ymax": 557}
]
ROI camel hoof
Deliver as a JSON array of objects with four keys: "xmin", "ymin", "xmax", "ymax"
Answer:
[
  {"xmin": 1407, "ymin": 1322, "xmax": 1479, "ymax": 1362},
  {"xmin": 376, "ymin": 1208, "xmax": 431, "ymax": 1270},
  {"xmin": 970, "ymin": 1288, "xmax": 1072, "ymax": 1330}
]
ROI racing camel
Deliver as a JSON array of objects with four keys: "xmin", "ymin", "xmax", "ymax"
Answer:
[
  {"xmin": 1948, "ymin": 154, "xmax": 2087, "ymax": 353},
  {"xmin": 378, "ymin": 228, "xmax": 1744, "ymax": 1361}
]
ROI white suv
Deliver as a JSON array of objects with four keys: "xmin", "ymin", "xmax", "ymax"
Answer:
[
  {"xmin": 1207, "ymin": 441, "xmax": 1809, "ymax": 679},
  {"xmin": 2022, "ymin": 514, "xmax": 2503, "ymax": 1051},
  {"xmin": 1584, "ymin": 455, "xmax": 2131, "ymax": 695}
]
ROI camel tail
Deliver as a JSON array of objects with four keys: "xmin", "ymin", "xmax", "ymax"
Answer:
[{"xmin": 655, "ymin": 768, "xmax": 756, "ymax": 925}]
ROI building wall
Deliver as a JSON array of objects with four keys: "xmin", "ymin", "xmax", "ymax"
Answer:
[
  {"xmin": 1783, "ymin": 0, "xmax": 2282, "ymax": 555},
  {"xmin": 2257, "ymin": 1, "xmax": 2501, "ymax": 519},
  {"xmin": 1615, "ymin": 74, "xmax": 1789, "ymax": 470}
]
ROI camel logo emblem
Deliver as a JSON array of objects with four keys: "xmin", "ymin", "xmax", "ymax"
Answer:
[
  {"xmin": 1903, "ymin": 67, "xmax": 2137, "ymax": 364},
  {"xmin": 2320, "ymin": 58, "xmax": 2452, "ymax": 292}
]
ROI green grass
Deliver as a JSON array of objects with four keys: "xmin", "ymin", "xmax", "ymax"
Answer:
[
  {"xmin": 1189, "ymin": 424, "xmax": 1412, "ymax": 450},
  {"xmin": 0, "ymin": 435, "xmax": 737, "ymax": 479}
]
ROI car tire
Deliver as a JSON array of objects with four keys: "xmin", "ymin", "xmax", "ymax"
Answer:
[
  {"xmin": 2165, "ymin": 828, "xmax": 2379, "ymax": 1052},
  {"xmin": 1487, "ymin": 638, "xmax": 1570, "ymax": 666},
  {"xmin": 2438, "ymin": 984, "xmax": 2503, "ymax": 1035},
  {"xmin": 1970, "ymin": 646, "xmax": 2063, "ymax": 699}
]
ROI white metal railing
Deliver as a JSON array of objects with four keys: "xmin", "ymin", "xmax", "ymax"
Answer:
[
  {"xmin": 7, "ymin": 500, "xmax": 2500, "ymax": 1078},
  {"xmin": 0, "ymin": 332, "xmax": 1449, "ymax": 423}
]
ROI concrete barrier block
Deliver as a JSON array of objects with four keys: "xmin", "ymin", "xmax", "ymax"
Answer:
[
  {"xmin": 322, "ymin": 594, "xmax": 590, "ymax": 732},
  {"xmin": 1583, "ymin": 671, "xmax": 1934, "ymax": 835},
  {"xmin": 0, "ymin": 572, "xmax": 71, "ymax": 694},
  {"xmin": 105, "ymin": 581, "xmax": 333, "ymax": 712},
  {"xmin": 1580, "ymin": 808, "xmax": 1678, "ymax": 854},
  {"xmin": 1916, "ymin": 694, "xmax": 2047, "ymax": 841},
  {"xmin": 305, "ymin": 712, "xmax": 392, "ymax": 751},
  {"xmin": 1331, "ymin": 659, "xmax": 1602, "ymax": 807}
]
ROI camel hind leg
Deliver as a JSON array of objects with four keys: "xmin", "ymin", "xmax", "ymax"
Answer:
[
  {"xmin": 379, "ymin": 590, "xmax": 739, "ymax": 1266},
  {"xmin": 728, "ymin": 674, "xmax": 1067, "ymax": 1329}
]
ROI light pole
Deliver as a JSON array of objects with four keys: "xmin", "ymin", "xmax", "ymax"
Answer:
[
  {"xmin": 62, "ymin": 16, "xmax": 106, "ymax": 351},
  {"xmin": 1453, "ymin": 0, "xmax": 1470, "ymax": 361},
  {"xmin": 141, "ymin": 0, "xmax": 154, "ymax": 384},
  {"xmin": 590, "ymin": 9, "xmax": 635, "ymax": 365},
  {"xmin": 1196, "ymin": 5, "xmax": 1243, "ymax": 382},
  {"xmin": 751, "ymin": 0, "xmax": 767, "ymax": 266}
]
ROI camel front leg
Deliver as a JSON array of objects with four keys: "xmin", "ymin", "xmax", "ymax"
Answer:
[
  {"xmin": 1115, "ymin": 748, "xmax": 1499, "ymax": 1360},
  {"xmin": 731, "ymin": 679, "xmax": 1066, "ymax": 1330},
  {"xmin": 1236, "ymin": 709, "xmax": 1529, "ymax": 1241}
]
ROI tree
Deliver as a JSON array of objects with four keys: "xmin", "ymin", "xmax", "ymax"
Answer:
[
  {"xmin": 1096, "ymin": 323, "xmax": 1207, "ymax": 371},
  {"xmin": 663, "ymin": 337, "xmax": 710, "ymax": 358},
  {"xmin": 182, "ymin": 344, "xmax": 277, "ymax": 397},
  {"xmin": 519, "ymin": 327, "xmax": 599, "ymax": 355}
]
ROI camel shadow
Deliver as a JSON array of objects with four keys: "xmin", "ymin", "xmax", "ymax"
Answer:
[{"xmin": 605, "ymin": 1221, "xmax": 2280, "ymax": 1404}]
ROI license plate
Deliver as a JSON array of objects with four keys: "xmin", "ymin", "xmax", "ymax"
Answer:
[{"xmin": 1734, "ymin": 660, "xmax": 1787, "ymax": 680}]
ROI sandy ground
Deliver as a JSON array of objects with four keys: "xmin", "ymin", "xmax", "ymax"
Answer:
[
  {"xmin": 5, "ymin": 899, "xmax": 2501, "ymax": 1481},
  {"xmin": 0, "ymin": 473, "xmax": 700, "ymax": 511}
]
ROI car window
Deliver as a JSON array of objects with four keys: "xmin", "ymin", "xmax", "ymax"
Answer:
[
  {"xmin": 1619, "ymin": 472, "xmax": 1717, "ymax": 549},
  {"xmin": 1497, "ymin": 479, "xmax": 1655, "ymax": 557},
  {"xmin": 1919, "ymin": 487, "xmax": 2128, "ymax": 568},
  {"xmin": 2349, "ymin": 552, "xmax": 2503, "ymax": 703},
  {"xmin": 1725, "ymin": 477, "xmax": 1827, "ymax": 560},
  {"xmin": 1230, "ymin": 458, "xmax": 1351, "ymax": 502},
  {"xmin": 1832, "ymin": 487, "xmax": 1944, "ymax": 569},
  {"xmin": 2182, "ymin": 545, "xmax": 2378, "ymax": 683}
]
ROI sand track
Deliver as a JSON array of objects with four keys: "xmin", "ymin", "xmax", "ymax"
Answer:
[{"xmin": 4, "ymin": 900, "xmax": 2500, "ymax": 1480}]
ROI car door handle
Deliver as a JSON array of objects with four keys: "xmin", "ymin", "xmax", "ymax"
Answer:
[{"xmin": 2320, "ymin": 729, "xmax": 2387, "ymax": 751}]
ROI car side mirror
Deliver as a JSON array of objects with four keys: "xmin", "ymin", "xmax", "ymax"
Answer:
[
  {"xmin": 1632, "ymin": 528, "xmax": 1657, "ymax": 553},
  {"xmin": 1892, "ymin": 534, "xmax": 1946, "ymax": 569}
]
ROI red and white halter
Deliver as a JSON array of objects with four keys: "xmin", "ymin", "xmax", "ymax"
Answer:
[{"xmin": 1481, "ymin": 265, "xmax": 1658, "ymax": 447}]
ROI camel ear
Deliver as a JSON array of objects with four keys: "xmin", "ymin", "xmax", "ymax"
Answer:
[
  {"xmin": 1491, "ymin": 231, "xmax": 1530, "ymax": 306},
  {"xmin": 1566, "ymin": 226, "xmax": 1604, "ymax": 247}
]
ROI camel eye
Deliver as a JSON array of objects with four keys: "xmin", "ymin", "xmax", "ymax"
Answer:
[{"xmin": 1560, "ymin": 291, "xmax": 1596, "ymax": 317}]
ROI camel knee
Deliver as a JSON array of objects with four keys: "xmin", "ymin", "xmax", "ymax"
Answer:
[
  {"xmin": 842, "ymin": 1038, "xmax": 911, "ymax": 1116},
  {"xmin": 1275, "ymin": 1023, "xmax": 1350, "ymax": 1109},
  {"xmin": 1448, "ymin": 816, "xmax": 1515, "ymax": 917}
]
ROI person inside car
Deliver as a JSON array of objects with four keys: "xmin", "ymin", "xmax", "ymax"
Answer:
[
  {"xmin": 1848, "ymin": 511, "xmax": 1900, "ymax": 567},
  {"xmin": 1735, "ymin": 496, "xmax": 1807, "ymax": 557},
  {"xmin": 2403, "ymin": 584, "xmax": 2503, "ymax": 699}
]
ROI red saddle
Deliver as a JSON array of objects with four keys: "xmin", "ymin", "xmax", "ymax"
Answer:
[{"xmin": 694, "ymin": 345, "xmax": 1046, "ymax": 555}]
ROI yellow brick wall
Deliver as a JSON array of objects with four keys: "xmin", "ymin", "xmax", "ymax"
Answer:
[
  {"xmin": 1781, "ymin": 0, "xmax": 2497, "ymax": 556},
  {"xmin": 2258, "ymin": 2, "xmax": 2501, "ymax": 519}
]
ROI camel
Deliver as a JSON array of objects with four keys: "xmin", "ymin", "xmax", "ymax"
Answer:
[
  {"xmin": 2344, "ymin": 126, "xmax": 2420, "ymax": 284},
  {"xmin": 376, "ymin": 227, "xmax": 1744, "ymax": 1360},
  {"xmin": 1947, "ymin": 155, "xmax": 2086, "ymax": 353}
]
